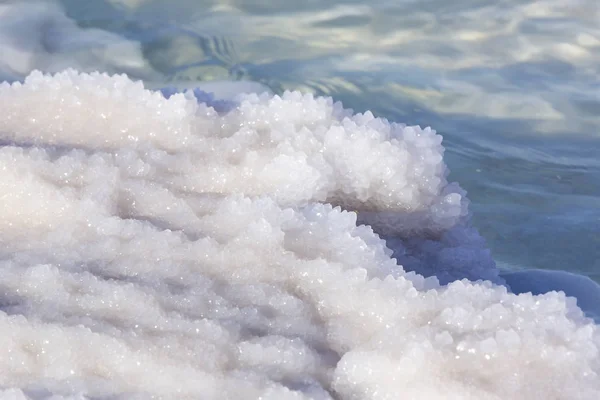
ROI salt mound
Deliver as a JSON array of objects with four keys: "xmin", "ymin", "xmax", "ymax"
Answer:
[{"xmin": 0, "ymin": 70, "xmax": 598, "ymax": 400}]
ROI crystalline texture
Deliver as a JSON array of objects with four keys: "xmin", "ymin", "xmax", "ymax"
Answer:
[{"xmin": 0, "ymin": 70, "xmax": 597, "ymax": 400}]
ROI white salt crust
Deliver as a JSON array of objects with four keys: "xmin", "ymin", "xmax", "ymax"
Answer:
[{"xmin": 0, "ymin": 70, "xmax": 598, "ymax": 400}]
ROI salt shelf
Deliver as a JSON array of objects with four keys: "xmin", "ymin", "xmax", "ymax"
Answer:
[{"xmin": 0, "ymin": 70, "xmax": 598, "ymax": 399}]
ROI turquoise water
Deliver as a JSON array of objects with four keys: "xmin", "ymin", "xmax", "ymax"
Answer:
[{"xmin": 2, "ymin": 0, "xmax": 599, "ymax": 281}]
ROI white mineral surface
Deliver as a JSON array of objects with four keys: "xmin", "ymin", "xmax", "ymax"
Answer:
[{"xmin": 0, "ymin": 70, "xmax": 598, "ymax": 400}]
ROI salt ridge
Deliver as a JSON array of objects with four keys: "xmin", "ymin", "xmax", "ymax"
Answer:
[{"xmin": 0, "ymin": 70, "xmax": 598, "ymax": 399}]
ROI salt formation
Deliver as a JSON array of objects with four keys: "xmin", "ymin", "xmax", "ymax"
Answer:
[{"xmin": 0, "ymin": 70, "xmax": 598, "ymax": 400}]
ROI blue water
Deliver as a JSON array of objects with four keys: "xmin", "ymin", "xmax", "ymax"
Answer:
[{"xmin": 2, "ymin": 0, "xmax": 599, "ymax": 282}]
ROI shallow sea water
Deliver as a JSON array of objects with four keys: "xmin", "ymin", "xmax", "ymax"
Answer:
[{"xmin": 44, "ymin": 0, "xmax": 599, "ymax": 281}]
